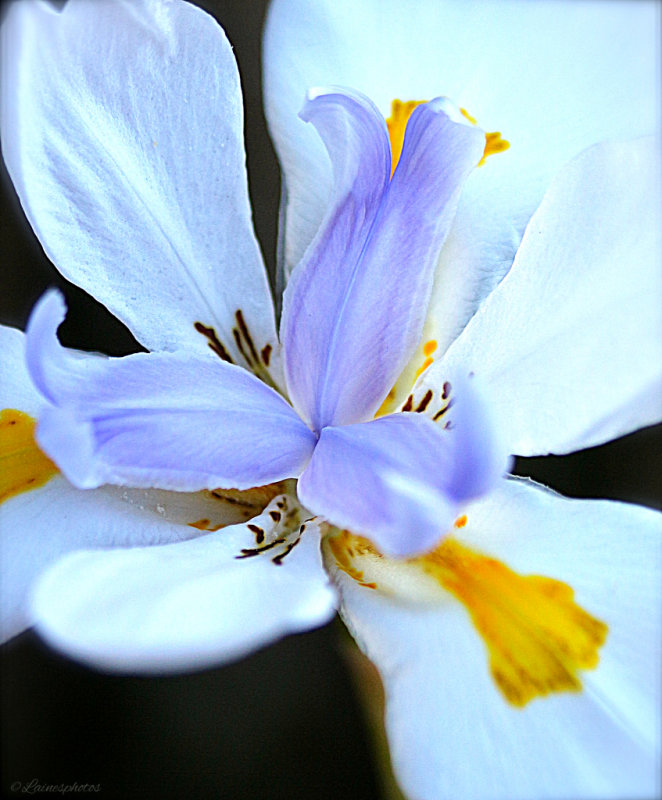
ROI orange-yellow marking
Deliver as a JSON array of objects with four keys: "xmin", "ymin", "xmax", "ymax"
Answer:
[
  {"xmin": 386, "ymin": 98, "xmax": 509, "ymax": 175},
  {"xmin": 326, "ymin": 530, "xmax": 378, "ymax": 589},
  {"xmin": 327, "ymin": 523, "xmax": 607, "ymax": 708},
  {"xmin": 0, "ymin": 409, "xmax": 58, "ymax": 504},
  {"xmin": 419, "ymin": 538, "xmax": 607, "ymax": 707},
  {"xmin": 188, "ymin": 518, "xmax": 226, "ymax": 532},
  {"xmin": 413, "ymin": 339, "xmax": 438, "ymax": 381}
]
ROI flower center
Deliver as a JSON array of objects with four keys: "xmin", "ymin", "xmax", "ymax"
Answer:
[{"xmin": 0, "ymin": 409, "xmax": 59, "ymax": 503}]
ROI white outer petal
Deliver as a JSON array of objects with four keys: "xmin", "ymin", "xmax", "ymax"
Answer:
[
  {"xmin": 1, "ymin": 478, "xmax": 200, "ymax": 643},
  {"xmin": 31, "ymin": 510, "xmax": 337, "ymax": 673},
  {"xmin": 421, "ymin": 137, "xmax": 662, "ymax": 455},
  {"xmin": 1, "ymin": 0, "xmax": 281, "ymax": 381},
  {"xmin": 329, "ymin": 477, "xmax": 662, "ymax": 800}
]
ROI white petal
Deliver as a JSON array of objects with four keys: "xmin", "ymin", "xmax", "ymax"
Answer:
[
  {"xmin": 422, "ymin": 138, "xmax": 662, "ymax": 455},
  {"xmin": 329, "ymin": 478, "xmax": 661, "ymax": 800},
  {"xmin": 31, "ymin": 503, "xmax": 336, "ymax": 673},
  {"xmin": 264, "ymin": 0, "xmax": 658, "ymax": 303},
  {"xmin": 1, "ymin": 477, "xmax": 203, "ymax": 642},
  {"xmin": 2, "ymin": 0, "xmax": 280, "ymax": 377}
]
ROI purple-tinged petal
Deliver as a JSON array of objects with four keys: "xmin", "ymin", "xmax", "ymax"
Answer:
[
  {"xmin": 26, "ymin": 291, "xmax": 316, "ymax": 491},
  {"xmin": 297, "ymin": 378, "xmax": 508, "ymax": 557},
  {"xmin": 280, "ymin": 89, "xmax": 484, "ymax": 431}
]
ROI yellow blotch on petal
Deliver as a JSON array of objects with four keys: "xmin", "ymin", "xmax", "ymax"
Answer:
[
  {"xmin": 419, "ymin": 538, "xmax": 608, "ymax": 707},
  {"xmin": 325, "ymin": 522, "xmax": 607, "ymax": 708},
  {"xmin": 0, "ymin": 409, "xmax": 58, "ymax": 504}
]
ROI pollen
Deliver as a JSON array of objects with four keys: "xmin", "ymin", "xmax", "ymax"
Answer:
[
  {"xmin": 460, "ymin": 107, "xmax": 510, "ymax": 166},
  {"xmin": 419, "ymin": 538, "xmax": 608, "ymax": 707},
  {"xmin": 386, "ymin": 99, "xmax": 425, "ymax": 177},
  {"xmin": 0, "ymin": 409, "xmax": 59, "ymax": 504},
  {"xmin": 387, "ymin": 99, "xmax": 509, "ymax": 173}
]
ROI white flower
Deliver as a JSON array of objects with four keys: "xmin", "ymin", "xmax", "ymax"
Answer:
[{"xmin": 1, "ymin": 2, "xmax": 660, "ymax": 799}]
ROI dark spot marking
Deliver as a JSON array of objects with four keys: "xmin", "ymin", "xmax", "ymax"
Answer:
[
  {"xmin": 269, "ymin": 510, "xmax": 281, "ymax": 522},
  {"xmin": 432, "ymin": 407, "xmax": 447, "ymax": 421},
  {"xmin": 415, "ymin": 390, "xmax": 433, "ymax": 413},
  {"xmin": 194, "ymin": 322, "xmax": 234, "ymax": 363},
  {"xmin": 235, "ymin": 310, "xmax": 260, "ymax": 363},
  {"xmin": 272, "ymin": 536, "xmax": 302, "ymax": 566},
  {"xmin": 211, "ymin": 491, "xmax": 259, "ymax": 509},
  {"xmin": 441, "ymin": 381, "xmax": 452, "ymax": 400},
  {"xmin": 236, "ymin": 537, "xmax": 286, "ymax": 559},
  {"xmin": 248, "ymin": 523, "xmax": 265, "ymax": 544},
  {"xmin": 402, "ymin": 395, "xmax": 414, "ymax": 412},
  {"xmin": 232, "ymin": 328, "xmax": 252, "ymax": 365},
  {"xmin": 261, "ymin": 344, "xmax": 273, "ymax": 367}
]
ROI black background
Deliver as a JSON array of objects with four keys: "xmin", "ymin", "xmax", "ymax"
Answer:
[{"xmin": 1, "ymin": 1, "xmax": 660, "ymax": 798}]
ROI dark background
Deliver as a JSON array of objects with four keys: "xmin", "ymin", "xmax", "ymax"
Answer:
[{"xmin": 1, "ymin": 1, "xmax": 660, "ymax": 798}]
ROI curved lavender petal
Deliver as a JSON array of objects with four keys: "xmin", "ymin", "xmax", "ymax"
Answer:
[
  {"xmin": 280, "ymin": 89, "xmax": 484, "ymax": 431},
  {"xmin": 26, "ymin": 291, "xmax": 316, "ymax": 491},
  {"xmin": 297, "ymin": 378, "xmax": 507, "ymax": 557}
]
